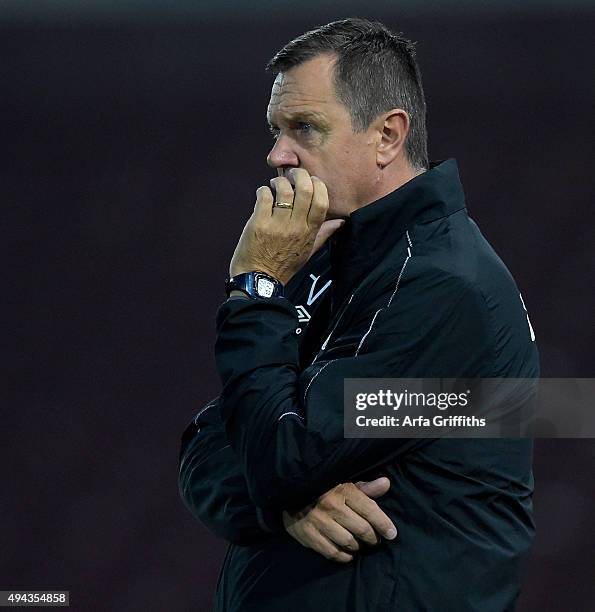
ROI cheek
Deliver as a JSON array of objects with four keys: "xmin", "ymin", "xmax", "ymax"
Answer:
[
  {"xmin": 306, "ymin": 144, "xmax": 360, "ymax": 205},
  {"xmin": 326, "ymin": 154, "xmax": 356, "ymax": 187},
  {"xmin": 332, "ymin": 153, "xmax": 363, "ymax": 189}
]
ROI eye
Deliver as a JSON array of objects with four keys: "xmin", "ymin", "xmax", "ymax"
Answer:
[
  {"xmin": 296, "ymin": 122, "xmax": 313, "ymax": 135},
  {"xmin": 268, "ymin": 125, "xmax": 280, "ymax": 140}
]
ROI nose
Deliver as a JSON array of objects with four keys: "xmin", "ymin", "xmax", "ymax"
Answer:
[{"xmin": 266, "ymin": 136, "xmax": 299, "ymax": 170}]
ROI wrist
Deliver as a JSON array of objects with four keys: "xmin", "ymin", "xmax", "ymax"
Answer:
[
  {"xmin": 230, "ymin": 265, "xmax": 280, "ymax": 281},
  {"xmin": 225, "ymin": 271, "xmax": 284, "ymax": 299},
  {"xmin": 255, "ymin": 506, "xmax": 287, "ymax": 534}
]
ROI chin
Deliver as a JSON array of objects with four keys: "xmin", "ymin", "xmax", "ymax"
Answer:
[
  {"xmin": 326, "ymin": 192, "xmax": 352, "ymax": 219},
  {"xmin": 326, "ymin": 206, "xmax": 349, "ymax": 221}
]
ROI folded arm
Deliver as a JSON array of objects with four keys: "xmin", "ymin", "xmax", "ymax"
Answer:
[
  {"xmin": 179, "ymin": 396, "xmax": 397, "ymax": 557},
  {"xmin": 178, "ymin": 397, "xmax": 277, "ymax": 544},
  {"xmin": 215, "ymin": 275, "xmax": 492, "ymax": 511}
]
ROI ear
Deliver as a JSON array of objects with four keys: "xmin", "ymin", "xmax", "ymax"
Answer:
[{"xmin": 375, "ymin": 109, "xmax": 410, "ymax": 168}]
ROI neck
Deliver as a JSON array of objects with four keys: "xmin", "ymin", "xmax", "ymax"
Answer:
[{"xmin": 356, "ymin": 161, "xmax": 426, "ymax": 214}]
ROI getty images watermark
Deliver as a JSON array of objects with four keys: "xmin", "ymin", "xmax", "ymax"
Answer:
[{"xmin": 343, "ymin": 379, "xmax": 595, "ymax": 438}]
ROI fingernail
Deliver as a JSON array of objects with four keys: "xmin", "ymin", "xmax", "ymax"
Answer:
[{"xmin": 386, "ymin": 527, "xmax": 397, "ymax": 540}]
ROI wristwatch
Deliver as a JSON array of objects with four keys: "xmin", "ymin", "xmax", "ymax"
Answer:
[{"xmin": 225, "ymin": 271, "xmax": 284, "ymax": 299}]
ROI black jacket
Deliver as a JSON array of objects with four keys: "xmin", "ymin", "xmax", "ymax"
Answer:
[{"xmin": 179, "ymin": 159, "xmax": 539, "ymax": 611}]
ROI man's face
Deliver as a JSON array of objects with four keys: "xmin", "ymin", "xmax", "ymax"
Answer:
[{"xmin": 266, "ymin": 53, "xmax": 380, "ymax": 219}]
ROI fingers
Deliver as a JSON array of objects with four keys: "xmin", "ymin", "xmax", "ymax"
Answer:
[
  {"xmin": 269, "ymin": 176, "xmax": 294, "ymax": 218},
  {"xmin": 344, "ymin": 486, "xmax": 397, "ymax": 541},
  {"xmin": 333, "ymin": 506, "xmax": 381, "ymax": 546},
  {"xmin": 308, "ymin": 176, "xmax": 329, "ymax": 228},
  {"xmin": 313, "ymin": 512, "xmax": 361, "ymax": 553},
  {"xmin": 317, "ymin": 485, "xmax": 379, "ymax": 546},
  {"xmin": 283, "ymin": 479, "xmax": 397, "ymax": 566},
  {"xmin": 299, "ymin": 526, "xmax": 354, "ymax": 564},
  {"xmin": 355, "ymin": 477, "xmax": 391, "ymax": 499},
  {"xmin": 283, "ymin": 509, "xmax": 355, "ymax": 563},
  {"xmin": 289, "ymin": 168, "xmax": 314, "ymax": 220},
  {"xmin": 253, "ymin": 186, "xmax": 274, "ymax": 222},
  {"xmin": 268, "ymin": 170, "xmax": 328, "ymax": 230}
]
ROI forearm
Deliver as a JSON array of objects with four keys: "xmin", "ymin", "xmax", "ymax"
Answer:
[
  {"xmin": 215, "ymin": 297, "xmax": 415, "ymax": 510},
  {"xmin": 178, "ymin": 400, "xmax": 282, "ymax": 543}
]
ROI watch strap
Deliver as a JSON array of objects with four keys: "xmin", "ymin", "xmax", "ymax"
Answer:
[{"xmin": 225, "ymin": 271, "xmax": 284, "ymax": 299}]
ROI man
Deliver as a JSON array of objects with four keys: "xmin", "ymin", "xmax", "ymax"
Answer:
[{"xmin": 179, "ymin": 18, "xmax": 539, "ymax": 611}]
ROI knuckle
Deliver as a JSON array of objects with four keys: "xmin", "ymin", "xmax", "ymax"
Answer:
[
  {"xmin": 308, "ymin": 506, "xmax": 322, "ymax": 520},
  {"xmin": 292, "ymin": 168, "xmax": 309, "ymax": 184},
  {"xmin": 298, "ymin": 181, "xmax": 313, "ymax": 195},
  {"xmin": 318, "ymin": 496, "xmax": 337, "ymax": 512},
  {"xmin": 312, "ymin": 178, "xmax": 327, "ymax": 193},
  {"xmin": 308, "ymin": 512, "xmax": 324, "ymax": 529},
  {"xmin": 297, "ymin": 516, "xmax": 313, "ymax": 532},
  {"xmin": 355, "ymin": 526, "xmax": 374, "ymax": 541},
  {"xmin": 253, "ymin": 227, "xmax": 268, "ymax": 240},
  {"xmin": 275, "ymin": 188, "xmax": 293, "ymax": 199},
  {"xmin": 344, "ymin": 537, "xmax": 360, "ymax": 552}
]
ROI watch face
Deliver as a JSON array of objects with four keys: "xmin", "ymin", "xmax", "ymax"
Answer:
[{"xmin": 256, "ymin": 276, "xmax": 275, "ymax": 298}]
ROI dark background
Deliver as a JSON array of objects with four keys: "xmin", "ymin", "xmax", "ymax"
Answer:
[{"xmin": 3, "ymin": 2, "xmax": 594, "ymax": 610}]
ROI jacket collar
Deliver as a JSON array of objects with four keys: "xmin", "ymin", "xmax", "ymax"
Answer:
[{"xmin": 328, "ymin": 158, "xmax": 467, "ymax": 306}]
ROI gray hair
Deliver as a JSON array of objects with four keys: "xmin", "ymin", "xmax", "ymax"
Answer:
[{"xmin": 266, "ymin": 17, "xmax": 429, "ymax": 171}]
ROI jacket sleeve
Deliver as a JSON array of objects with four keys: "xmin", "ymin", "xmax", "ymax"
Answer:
[
  {"xmin": 178, "ymin": 397, "xmax": 283, "ymax": 543},
  {"xmin": 215, "ymin": 272, "xmax": 496, "ymax": 511},
  {"xmin": 179, "ymin": 247, "xmax": 334, "ymax": 541},
  {"xmin": 178, "ymin": 247, "xmax": 333, "ymax": 540}
]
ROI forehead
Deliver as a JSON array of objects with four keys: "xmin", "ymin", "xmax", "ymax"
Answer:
[{"xmin": 266, "ymin": 54, "xmax": 339, "ymax": 124}]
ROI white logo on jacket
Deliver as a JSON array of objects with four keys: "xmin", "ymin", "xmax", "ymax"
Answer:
[{"xmin": 295, "ymin": 274, "xmax": 332, "ymax": 332}]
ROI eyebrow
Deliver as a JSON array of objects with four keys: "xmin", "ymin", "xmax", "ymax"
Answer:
[{"xmin": 267, "ymin": 110, "xmax": 329, "ymax": 128}]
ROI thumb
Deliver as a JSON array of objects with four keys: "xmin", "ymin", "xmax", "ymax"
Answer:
[
  {"xmin": 355, "ymin": 477, "xmax": 391, "ymax": 498},
  {"xmin": 311, "ymin": 219, "xmax": 346, "ymax": 255}
]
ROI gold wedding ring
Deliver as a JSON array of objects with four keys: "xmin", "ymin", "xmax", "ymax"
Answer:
[{"xmin": 274, "ymin": 201, "xmax": 294, "ymax": 209}]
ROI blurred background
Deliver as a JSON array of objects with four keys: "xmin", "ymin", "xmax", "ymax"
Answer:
[{"xmin": 3, "ymin": 1, "xmax": 594, "ymax": 610}]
